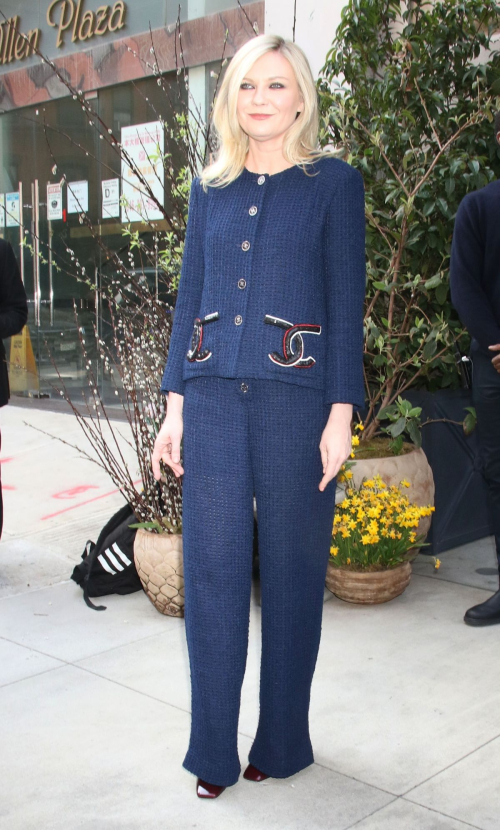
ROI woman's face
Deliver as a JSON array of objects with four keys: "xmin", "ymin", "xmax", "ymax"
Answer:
[{"xmin": 236, "ymin": 50, "xmax": 304, "ymax": 147}]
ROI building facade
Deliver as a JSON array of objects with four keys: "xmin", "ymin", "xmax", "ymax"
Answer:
[{"xmin": 0, "ymin": 0, "xmax": 342, "ymax": 400}]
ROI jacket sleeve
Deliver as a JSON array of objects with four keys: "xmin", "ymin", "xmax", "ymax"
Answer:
[
  {"xmin": 160, "ymin": 178, "xmax": 205, "ymax": 395},
  {"xmin": 0, "ymin": 240, "xmax": 28, "ymax": 340},
  {"xmin": 324, "ymin": 165, "xmax": 366, "ymax": 411},
  {"xmin": 449, "ymin": 195, "xmax": 500, "ymax": 350}
]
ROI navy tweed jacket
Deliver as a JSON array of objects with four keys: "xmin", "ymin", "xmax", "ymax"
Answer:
[{"xmin": 160, "ymin": 155, "xmax": 366, "ymax": 410}]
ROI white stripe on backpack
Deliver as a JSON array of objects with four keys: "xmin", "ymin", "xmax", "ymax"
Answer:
[
  {"xmin": 98, "ymin": 554, "xmax": 117, "ymax": 575},
  {"xmin": 111, "ymin": 544, "xmax": 132, "ymax": 567},
  {"xmin": 104, "ymin": 548, "xmax": 125, "ymax": 572}
]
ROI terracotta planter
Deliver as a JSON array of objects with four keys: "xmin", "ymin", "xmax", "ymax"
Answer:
[
  {"xmin": 325, "ymin": 560, "xmax": 412, "ymax": 604},
  {"xmin": 350, "ymin": 446, "xmax": 435, "ymax": 549},
  {"xmin": 134, "ymin": 528, "xmax": 184, "ymax": 617}
]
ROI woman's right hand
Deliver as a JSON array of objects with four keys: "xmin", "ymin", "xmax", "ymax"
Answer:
[{"xmin": 152, "ymin": 392, "xmax": 184, "ymax": 480}]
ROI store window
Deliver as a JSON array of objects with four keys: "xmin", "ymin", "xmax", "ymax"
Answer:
[{"xmin": 0, "ymin": 71, "xmax": 188, "ymax": 403}]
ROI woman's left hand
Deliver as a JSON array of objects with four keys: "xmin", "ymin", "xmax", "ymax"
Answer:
[{"xmin": 318, "ymin": 404, "xmax": 353, "ymax": 492}]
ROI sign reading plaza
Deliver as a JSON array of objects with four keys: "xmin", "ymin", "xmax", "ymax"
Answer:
[{"xmin": 46, "ymin": 0, "xmax": 126, "ymax": 48}]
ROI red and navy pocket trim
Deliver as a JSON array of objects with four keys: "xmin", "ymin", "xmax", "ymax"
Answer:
[
  {"xmin": 264, "ymin": 314, "xmax": 321, "ymax": 368},
  {"xmin": 186, "ymin": 312, "xmax": 220, "ymax": 362}
]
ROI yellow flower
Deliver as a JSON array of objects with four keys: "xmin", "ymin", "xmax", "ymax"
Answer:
[
  {"xmin": 354, "ymin": 423, "xmax": 365, "ymax": 431},
  {"xmin": 400, "ymin": 479, "xmax": 411, "ymax": 488},
  {"xmin": 341, "ymin": 528, "xmax": 351, "ymax": 538},
  {"xmin": 351, "ymin": 435, "xmax": 360, "ymax": 447},
  {"xmin": 330, "ymin": 546, "xmax": 339, "ymax": 556},
  {"xmin": 434, "ymin": 557, "xmax": 441, "ymax": 570},
  {"xmin": 363, "ymin": 479, "xmax": 375, "ymax": 489},
  {"xmin": 344, "ymin": 470, "xmax": 353, "ymax": 480},
  {"xmin": 346, "ymin": 557, "xmax": 351, "ymax": 564}
]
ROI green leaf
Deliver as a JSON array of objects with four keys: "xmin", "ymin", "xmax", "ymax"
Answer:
[
  {"xmin": 424, "ymin": 274, "xmax": 442, "ymax": 289},
  {"xmin": 389, "ymin": 435, "xmax": 404, "ymax": 455},
  {"xmin": 389, "ymin": 417, "xmax": 407, "ymax": 437},
  {"xmin": 422, "ymin": 339, "xmax": 437, "ymax": 360},
  {"xmin": 463, "ymin": 412, "xmax": 477, "ymax": 435},
  {"xmin": 378, "ymin": 404, "xmax": 398, "ymax": 420},
  {"xmin": 407, "ymin": 419, "xmax": 422, "ymax": 447},
  {"xmin": 435, "ymin": 283, "xmax": 448, "ymax": 304},
  {"xmin": 436, "ymin": 197, "xmax": 450, "ymax": 217}
]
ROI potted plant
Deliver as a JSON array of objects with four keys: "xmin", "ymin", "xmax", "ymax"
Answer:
[
  {"xmin": 21, "ymin": 28, "xmax": 237, "ymax": 615},
  {"xmin": 326, "ymin": 473, "xmax": 435, "ymax": 604},
  {"xmin": 318, "ymin": 0, "xmax": 500, "ymax": 548},
  {"xmin": 343, "ymin": 404, "xmax": 436, "ymax": 541}
]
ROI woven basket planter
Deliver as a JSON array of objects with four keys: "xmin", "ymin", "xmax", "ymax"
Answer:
[
  {"xmin": 325, "ymin": 560, "xmax": 412, "ymax": 604},
  {"xmin": 134, "ymin": 528, "xmax": 184, "ymax": 617}
]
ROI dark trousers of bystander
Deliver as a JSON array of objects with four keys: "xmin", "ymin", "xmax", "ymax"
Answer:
[
  {"xmin": 470, "ymin": 338, "xmax": 500, "ymax": 570},
  {"xmin": 0, "ymin": 427, "xmax": 3, "ymax": 539}
]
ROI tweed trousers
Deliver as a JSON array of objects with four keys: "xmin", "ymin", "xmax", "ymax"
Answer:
[
  {"xmin": 180, "ymin": 375, "xmax": 337, "ymax": 787},
  {"xmin": 470, "ymin": 339, "xmax": 500, "ymax": 568}
]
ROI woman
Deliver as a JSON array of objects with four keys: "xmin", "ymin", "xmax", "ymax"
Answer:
[{"xmin": 152, "ymin": 33, "xmax": 366, "ymax": 799}]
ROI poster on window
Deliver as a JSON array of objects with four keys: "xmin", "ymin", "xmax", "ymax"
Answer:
[
  {"xmin": 5, "ymin": 192, "xmax": 20, "ymax": 227},
  {"xmin": 67, "ymin": 180, "xmax": 89, "ymax": 214},
  {"xmin": 47, "ymin": 183, "xmax": 63, "ymax": 221},
  {"xmin": 0, "ymin": 195, "xmax": 4, "ymax": 228},
  {"xmin": 121, "ymin": 121, "xmax": 164, "ymax": 223},
  {"xmin": 101, "ymin": 178, "xmax": 120, "ymax": 218}
]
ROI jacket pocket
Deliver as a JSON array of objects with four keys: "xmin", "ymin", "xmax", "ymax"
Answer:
[
  {"xmin": 264, "ymin": 313, "xmax": 321, "ymax": 367},
  {"xmin": 186, "ymin": 311, "xmax": 220, "ymax": 362}
]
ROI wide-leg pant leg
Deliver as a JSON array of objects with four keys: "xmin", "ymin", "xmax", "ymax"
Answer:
[
  {"xmin": 181, "ymin": 376, "xmax": 255, "ymax": 787},
  {"xmin": 246, "ymin": 379, "xmax": 337, "ymax": 778}
]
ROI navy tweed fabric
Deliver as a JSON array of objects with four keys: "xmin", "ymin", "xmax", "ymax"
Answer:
[
  {"xmin": 181, "ymin": 376, "xmax": 337, "ymax": 786},
  {"xmin": 161, "ymin": 156, "xmax": 366, "ymax": 410}
]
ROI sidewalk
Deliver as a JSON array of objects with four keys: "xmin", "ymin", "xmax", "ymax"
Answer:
[{"xmin": 0, "ymin": 403, "xmax": 499, "ymax": 830}]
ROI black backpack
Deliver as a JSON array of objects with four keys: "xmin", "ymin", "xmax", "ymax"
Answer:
[{"xmin": 71, "ymin": 502, "xmax": 143, "ymax": 611}]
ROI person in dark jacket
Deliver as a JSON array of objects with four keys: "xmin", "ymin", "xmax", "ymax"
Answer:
[
  {"xmin": 0, "ymin": 238, "xmax": 28, "ymax": 537},
  {"xmin": 152, "ymin": 35, "xmax": 366, "ymax": 798},
  {"xmin": 449, "ymin": 112, "xmax": 500, "ymax": 626}
]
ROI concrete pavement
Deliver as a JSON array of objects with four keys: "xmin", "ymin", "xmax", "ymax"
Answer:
[{"xmin": 0, "ymin": 402, "xmax": 499, "ymax": 829}]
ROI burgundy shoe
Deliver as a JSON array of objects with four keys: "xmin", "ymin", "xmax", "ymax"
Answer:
[
  {"xmin": 196, "ymin": 778, "xmax": 226, "ymax": 798},
  {"xmin": 243, "ymin": 763, "xmax": 269, "ymax": 782}
]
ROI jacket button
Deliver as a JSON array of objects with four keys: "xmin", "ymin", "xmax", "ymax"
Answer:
[
  {"xmin": 240, "ymin": 382, "xmax": 248, "ymax": 392},
  {"xmin": 235, "ymin": 315, "xmax": 243, "ymax": 325},
  {"xmin": 238, "ymin": 279, "xmax": 246, "ymax": 289},
  {"xmin": 257, "ymin": 175, "xmax": 265, "ymax": 185},
  {"xmin": 241, "ymin": 240, "xmax": 250, "ymax": 251},
  {"xmin": 249, "ymin": 205, "xmax": 258, "ymax": 216}
]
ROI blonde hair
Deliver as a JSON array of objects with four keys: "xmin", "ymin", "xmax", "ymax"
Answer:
[{"xmin": 199, "ymin": 34, "xmax": 329, "ymax": 189}]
